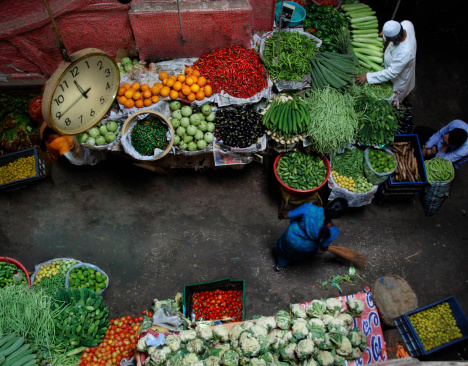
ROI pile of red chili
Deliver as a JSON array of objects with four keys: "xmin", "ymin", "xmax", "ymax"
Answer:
[
  {"xmin": 193, "ymin": 45, "xmax": 267, "ymax": 99},
  {"xmin": 192, "ymin": 289, "xmax": 243, "ymax": 322}
]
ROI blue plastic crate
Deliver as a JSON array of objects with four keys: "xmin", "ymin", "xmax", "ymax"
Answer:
[
  {"xmin": 0, "ymin": 147, "xmax": 46, "ymax": 191},
  {"xmin": 388, "ymin": 134, "xmax": 428, "ymax": 189},
  {"xmin": 395, "ymin": 296, "xmax": 468, "ymax": 357}
]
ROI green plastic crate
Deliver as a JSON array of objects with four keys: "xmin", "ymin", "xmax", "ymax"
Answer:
[{"xmin": 183, "ymin": 277, "xmax": 246, "ymax": 322}]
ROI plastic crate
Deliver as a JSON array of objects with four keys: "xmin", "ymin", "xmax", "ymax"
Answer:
[
  {"xmin": 0, "ymin": 148, "xmax": 46, "ymax": 191},
  {"xmin": 388, "ymin": 134, "xmax": 428, "ymax": 190},
  {"xmin": 183, "ymin": 277, "xmax": 245, "ymax": 322},
  {"xmin": 394, "ymin": 296, "xmax": 468, "ymax": 357}
]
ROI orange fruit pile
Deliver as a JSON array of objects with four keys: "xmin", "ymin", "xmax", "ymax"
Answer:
[
  {"xmin": 157, "ymin": 67, "xmax": 213, "ymax": 102},
  {"xmin": 117, "ymin": 82, "xmax": 160, "ymax": 109}
]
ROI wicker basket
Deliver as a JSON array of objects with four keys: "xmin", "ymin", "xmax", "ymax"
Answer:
[{"xmin": 121, "ymin": 110, "xmax": 174, "ymax": 161}]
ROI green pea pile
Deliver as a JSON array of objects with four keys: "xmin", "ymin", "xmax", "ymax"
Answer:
[
  {"xmin": 369, "ymin": 149, "xmax": 396, "ymax": 173},
  {"xmin": 0, "ymin": 156, "xmax": 36, "ymax": 184},
  {"xmin": 409, "ymin": 302, "xmax": 463, "ymax": 351},
  {"xmin": 69, "ymin": 266, "xmax": 108, "ymax": 292}
]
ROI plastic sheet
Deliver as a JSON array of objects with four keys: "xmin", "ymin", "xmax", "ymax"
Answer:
[
  {"xmin": 364, "ymin": 148, "xmax": 397, "ymax": 185},
  {"xmin": 328, "ymin": 171, "xmax": 378, "ymax": 208}
]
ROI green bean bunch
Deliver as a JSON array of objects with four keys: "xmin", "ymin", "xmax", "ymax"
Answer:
[
  {"xmin": 131, "ymin": 116, "xmax": 169, "ymax": 156},
  {"xmin": 303, "ymin": 86, "xmax": 358, "ymax": 154},
  {"xmin": 332, "ymin": 148, "xmax": 365, "ymax": 179},
  {"xmin": 263, "ymin": 31, "xmax": 317, "ymax": 81},
  {"xmin": 351, "ymin": 67, "xmax": 394, "ymax": 99},
  {"xmin": 425, "ymin": 158, "xmax": 455, "ymax": 182}
]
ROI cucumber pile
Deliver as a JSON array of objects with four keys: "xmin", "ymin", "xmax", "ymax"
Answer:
[
  {"xmin": 276, "ymin": 150, "xmax": 328, "ymax": 191},
  {"xmin": 0, "ymin": 334, "xmax": 37, "ymax": 366},
  {"xmin": 51, "ymin": 288, "xmax": 109, "ymax": 351},
  {"xmin": 310, "ymin": 52, "xmax": 356, "ymax": 90},
  {"xmin": 342, "ymin": 3, "xmax": 384, "ymax": 71},
  {"xmin": 262, "ymin": 95, "xmax": 310, "ymax": 144}
]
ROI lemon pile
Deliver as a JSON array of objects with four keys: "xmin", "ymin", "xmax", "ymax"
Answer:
[
  {"xmin": 33, "ymin": 259, "xmax": 79, "ymax": 285},
  {"xmin": 333, "ymin": 171, "xmax": 356, "ymax": 191}
]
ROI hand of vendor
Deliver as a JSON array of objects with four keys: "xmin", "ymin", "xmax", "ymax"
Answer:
[
  {"xmin": 422, "ymin": 145, "xmax": 437, "ymax": 158},
  {"xmin": 355, "ymin": 74, "xmax": 367, "ymax": 85}
]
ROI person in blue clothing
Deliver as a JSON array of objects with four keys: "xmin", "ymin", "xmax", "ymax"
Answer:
[
  {"xmin": 420, "ymin": 119, "xmax": 468, "ymax": 169},
  {"xmin": 274, "ymin": 198, "xmax": 349, "ymax": 271}
]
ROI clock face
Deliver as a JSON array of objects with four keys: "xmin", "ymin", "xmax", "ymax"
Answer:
[{"xmin": 45, "ymin": 51, "xmax": 119, "ymax": 135}]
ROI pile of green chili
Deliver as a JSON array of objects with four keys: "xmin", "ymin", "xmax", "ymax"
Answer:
[
  {"xmin": 131, "ymin": 116, "xmax": 169, "ymax": 156},
  {"xmin": 350, "ymin": 67, "xmax": 394, "ymax": 99},
  {"xmin": 303, "ymin": 86, "xmax": 358, "ymax": 154},
  {"xmin": 263, "ymin": 31, "xmax": 317, "ymax": 81},
  {"xmin": 425, "ymin": 157, "xmax": 455, "ymax": 182}
]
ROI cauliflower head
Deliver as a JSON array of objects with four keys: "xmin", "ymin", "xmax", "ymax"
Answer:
[
  {"xmin": 149, "ymin": 346, "xmax": 172, "ymax": 365},
  {"xmin": 346, "ymin": 298, "xmax": 365, "ymax": 316},
  {"xmin": 255, "ymin": 316, "xmax": 276, "ymax": 331},
  {"xmin": 303, "ymin": 358, "xmax": 318, "ymax": 366},
  {"xmin": 280, "ymin": 343, "xmax": 298, "ymax": 362},
  {"xmin": 320, "ymin": 315, "xmax": 335, "ymax": 326},
  {"xmin": 205, "ymin": 356, "xmax": 221, "ymax": 366},
  {"xmin": 186, "ymin": 339, "xmax": 205, "ymax": 355},
  {"xmin": 291, "ymin": 304, "xmax": 307, "ymax": 319},
  {"xmin": 336, "ymin": 336, "xmax": 352, "ymax": 356},
  {"xmin": 308, "ymin": 318, "xmax": 325, "ymax": 330},
  {"xmin": 316, "ymin": 350, "xmax": 334, "ymax": 366},
  {"xmin": 325, "ymin": 298, "xmax": 343, "ymax": 315},
  {"xmin": 196, "ymin": 323, "xmax": 213, "ymax": 342},
  {"xmin": 182, "ymin": 353, "xmax": 199, "ymax": 366},
  {"xmin": 223, "ymin": 350, "xmax": 240, "ymax": 366},
  {"xmin": 292, "ymin": 318, "xmax": 310, "ymax": 340},
  {"xmin": 214, "ymin": 343, "xmax": 231, "ymax": 358},
  {"xmin": 213, "ymin": 324, "xmax": 230, "ymax": 342},
  {"xmin": 338, "ymin": 313, "xmax": 354, "ymax": 328},
  {"xmin": 268, "ymin": 329, "xmax": 285, "ymax": 350},
  {"xmin": 251, "ymin": 324, "xmax": 268, "ymax": 338},
  {"xmin": 351, "ymin": 347, "xmax": 363, "ymax": 360},
  {"xmin": 306, "ymin": 300, "xmax": 327, "ymax": 318},
  {"xmin": 165, "ymin": 334, "xmax": 181, "ymax": 352},
  {"xmin": 229, "ymin": 325, "xmax": 244, "ymax": 341},
  {"xmin": 179, "ymin": 330, "xmax": 197, "ymax": 343},
  {"xmin": 295, "ymin": 339, "xmax": 315, "ymax": 360},
  {"xmin": 248, "ymin": 358, "xmax": 266, "ymax": 366},
  {"xmin": 241, "ymin": 337, "xmax": 261, "ymax": 357}
]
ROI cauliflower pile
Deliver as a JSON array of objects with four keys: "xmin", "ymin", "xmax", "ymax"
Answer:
[{"xmin": 138, "ymin": 298, "xmax": 367, "ymax": 366}]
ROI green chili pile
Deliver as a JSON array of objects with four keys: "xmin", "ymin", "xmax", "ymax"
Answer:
[
  {"xmin": 131, "ymin": 116, "xmax": 169, "ymax": 156},
  {"xmin": 425, "ymin": 158, "xmax": 455, "ymax": 182},
  {"xmin": 303, "ymin": 86, "xmax": 358, "ymax": 154},
  {"xmin": 351, "ymin": 67, "xmax": 394, "ymax": 99},
  {"xmin": 263, "ymin": 31, "xmax": 317, "ymax": 81}
]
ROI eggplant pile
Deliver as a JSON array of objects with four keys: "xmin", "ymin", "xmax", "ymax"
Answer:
[{"xmin": 215, "ymin": 105, "xmax": 264, "ymax": 148}]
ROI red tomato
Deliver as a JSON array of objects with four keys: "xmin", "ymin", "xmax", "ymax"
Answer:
[
  {"xmin": 138, "ymin": 316, "xmax": 144, "ymax": 322},
  {"xmin": 142, "ymin": 310, "xmax": 146, "ymax": 314}
]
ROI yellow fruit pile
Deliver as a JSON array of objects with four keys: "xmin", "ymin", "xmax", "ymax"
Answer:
[
  {"xmin": 333, "ymin": 171, "xmax": 356, "ymax": 191},
  {"xmin": 157, "ymin": 67, "xmax": 213, "ymax": 102}
]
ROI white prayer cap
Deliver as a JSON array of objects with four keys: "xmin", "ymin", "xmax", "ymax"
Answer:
[{"xmin": 383, "ymin": 20, "xmax": 401, "ymax": 38}]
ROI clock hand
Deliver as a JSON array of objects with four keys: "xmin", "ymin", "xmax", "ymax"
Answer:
[
  {"xmin": 60, "ymin": 94, "xmax": 85, "ymax": 119},
  {"xmin": 74, "ymin": 80, "xmax": 89, "ymax": 99}
]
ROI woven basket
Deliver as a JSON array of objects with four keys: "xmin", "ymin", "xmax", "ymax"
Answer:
[{"xmin": 121, "ymin": 110, "xmax": 174, "ymax": 161}]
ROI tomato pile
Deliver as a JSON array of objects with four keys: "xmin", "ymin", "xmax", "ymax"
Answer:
[
  {"xmin": 79, "ymin": 313, "xmax": 151, "ymax": 366},
  {"xmin": 192, "ymin": 289, "xmax": 243, "ymax": 321}
]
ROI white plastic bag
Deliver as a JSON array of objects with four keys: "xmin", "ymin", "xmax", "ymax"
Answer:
[
  {"xmin": 65, "ymin": 262, "xmax": 109, "ymax": 295},
  {"xmin": 328, "ymin": 171, "xmax": 378, "ymax": 207}
]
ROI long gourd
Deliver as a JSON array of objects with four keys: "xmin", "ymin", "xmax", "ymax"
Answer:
[{"xmin": 351, "ymin": 42, "xmax": 383, "ymax": 51}]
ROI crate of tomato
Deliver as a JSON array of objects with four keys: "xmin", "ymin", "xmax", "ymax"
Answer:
[{"xmin": 183, "ymin": 277, "xmax": 245, "ymax": 322}]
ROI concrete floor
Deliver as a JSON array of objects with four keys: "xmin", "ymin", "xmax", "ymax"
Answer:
[{"xmin": 1, "ymin": 0, "xmax": 468, "ymax": 361}]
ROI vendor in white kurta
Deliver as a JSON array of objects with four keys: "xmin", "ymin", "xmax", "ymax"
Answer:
[{"xmin": 355, "ymin": 20, "xmax": 417, "ymax": 104}]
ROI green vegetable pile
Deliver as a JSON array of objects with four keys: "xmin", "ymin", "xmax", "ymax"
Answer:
[
  {"xmin": 0, "ymin": 262, "xmax": 27, "ymax": 288},
  {"xmin": 263, "ymin": 31, "xmax": 317, "ymax": 81},
  {"xmin": 368, "ymin": 149, "xmax": 396, "ymax": 173},
  {"xmin": 303, "ymin": 3, "xmax": 349, "ymax": 53},
  {"xmin": 276, "ymin": 150, "xmax": 328, "ymax": 191},
  {"xmin": 68, "ymin": 266, "xmax": 108, "ymax": 292},
  {"xmin": 332, "ymin": 149, "xmax": 365, "ymax": 180},
  {"xmin": 51, "ymin": 288, "xmax": 109, "ymax": 351},
  {"xmin": 0, "ymin": 334, "xmax": 38, "ymax": 366},
  {"xmin": 303, "ymin": 86, "xmax": 358, "ymax": 155},
  {"xmin": 0, "ymin": 284, "xmax": 73, "ymax": 365},
  {"xmin": 354, "ymin": 96, "xmax": 398, "ymax": 146},
  {"xmin": 131, "ymin": 115, "xmax": 169, "ymax": 155},
  {"xmin": 424, "ymin": 158, "xmax": 455, "ymax": 182},
  {"xmin": 137, "ymin": 297, "xmax": 367, "ymax": 366},
  {"xmin": 352, "ymin": 67, "xmax": 394, "ymax": 99},
  {"xmin": 262, "ymin": 94, "xmax": 310, "ymax": 139},
  {"xmin": 409, "ymin": 302, "xmax": 463, "ymax": 351}
]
